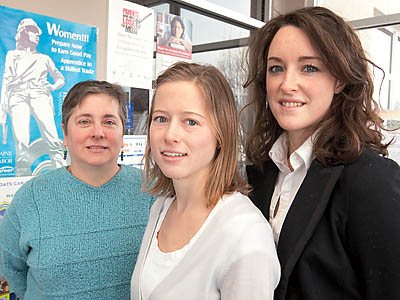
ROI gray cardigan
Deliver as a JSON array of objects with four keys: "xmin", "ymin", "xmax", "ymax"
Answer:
[{"xmin": 131, "ymin": 192, "xmax": 280, "ymax": 300}]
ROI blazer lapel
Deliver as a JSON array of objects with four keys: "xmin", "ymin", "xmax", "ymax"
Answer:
[
  {"xmin": 276, "ymin": 160, "xmax": 344, "ymax": 297},
  {"xmin": 246, "ymin": 160, "xmax": 279, "ymax": 219}
]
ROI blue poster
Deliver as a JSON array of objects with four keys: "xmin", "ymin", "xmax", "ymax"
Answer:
[{"xmin": 0, "ymin": 6, "xmax": 97, "ymax": 177}]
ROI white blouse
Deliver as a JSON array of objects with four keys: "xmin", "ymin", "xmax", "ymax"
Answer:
[
  {"xmin": 269, "ymin": 133, "xmax": 315, "ymax": 244},
  {"xmin": 140, "ymin": 196, "xmax": 225, "ymax": 299}
]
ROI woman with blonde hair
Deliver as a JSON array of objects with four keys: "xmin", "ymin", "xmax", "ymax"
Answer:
[{"xmin": 131, "ymin": 62, "xmax": 280, "ymax": 299}]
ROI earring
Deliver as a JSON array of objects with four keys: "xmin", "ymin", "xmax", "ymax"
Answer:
[
  {"xmin": 63, "ymin": 149, "xmax": 68, "ymax": 160},
  {"xmin": 120, "ymin": 150, "xmax": 124, "ymax": 161}
]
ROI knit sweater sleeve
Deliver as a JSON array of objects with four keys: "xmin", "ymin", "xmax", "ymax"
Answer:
[
  {"xmin": 220, "ymin": 222, "xmax": 280, "ymax": 300},
  {"xmin": 0, "ymin": 179, "xmax": 37, "ymax": 297}
]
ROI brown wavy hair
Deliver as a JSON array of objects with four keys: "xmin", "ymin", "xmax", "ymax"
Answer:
[
  {"xmin": 144, "ymin": 62, "xmax": 247, "ymax": 206},
  {"xmin": 244, "ymin": 6, "xmax": 389, "ymax": 169}
]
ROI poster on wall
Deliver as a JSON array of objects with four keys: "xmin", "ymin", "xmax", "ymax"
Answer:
[
  {"xmin": 118, "ymin": 135, "xmax": 147, "ymax": 167},
  {"xmin": 0, "ymin": 5, "xmax": 97, "ymax": 178},
  {"xmin": 0, "ymin": 176, "xmax": 32, "ymax": 222},
  {"xmin": 155, "ymin": 12, "xmax": 192, "ymax": 76},
  {"xmin": 0, "ymin": 175, "xmax": 33, "ymax": 299},
  {"xmin": 107, "ymin": 0, "xmax": 154, "ymax": 167},
  {"xmin": 107, "ymin": 0, "xmax": 154, "ymax": 89}
]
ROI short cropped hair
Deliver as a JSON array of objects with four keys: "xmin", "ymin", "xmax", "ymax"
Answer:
[{"xmin": 62, "ymin": 80, "xmax": 127, "ymax": 133}]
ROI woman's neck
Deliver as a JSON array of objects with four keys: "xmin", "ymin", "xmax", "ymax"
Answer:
[
  {"xmin": 172, "ymin": 178, "xmax": 210, "ymax": 214},
  {"xmin": 157, "ymin": 180, "xmax": 214, "ymax": 253},
  {"xmin": 287, "ymin": 129, "xmax": 315, "ymax": 155}
]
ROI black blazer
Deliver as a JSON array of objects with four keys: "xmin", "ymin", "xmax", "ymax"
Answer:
[{"xmin": 247, "ymin": 149, "xmax": 400, "ymax": 300}]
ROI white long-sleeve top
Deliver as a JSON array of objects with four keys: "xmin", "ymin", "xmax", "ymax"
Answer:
[{"xmin": 131, "ymin": 192, "xmax": 280, "ymax": 300}]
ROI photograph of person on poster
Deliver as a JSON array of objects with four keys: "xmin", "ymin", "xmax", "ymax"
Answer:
[
  {"xmin": 156, "ymin": 14, "xmax": 192, "ymax": 54},
  {"xmin": 166, "ymin": 16, "xmax": 192, "ymax": 52},
  {"xmin": 0, "ymin": 17, "xmax": 65, "ymax": 176}
]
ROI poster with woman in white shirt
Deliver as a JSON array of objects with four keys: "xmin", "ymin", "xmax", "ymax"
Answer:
[{"xmin": 0, "ymin": 5, "xmax": 97, "ymax": 177}]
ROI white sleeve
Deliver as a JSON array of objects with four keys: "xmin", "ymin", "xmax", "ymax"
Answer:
[{"xmin": 220, "ymin": 222, "xmax": 280, "ymax": 300}]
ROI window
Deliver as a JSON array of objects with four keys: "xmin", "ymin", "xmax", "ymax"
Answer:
[
  {"xmin": 182, "ymin": 9, "xmax": 250, "ymax": 45},
  {"xmin": 316, "ymin": 0, "xmax": 400, "ymax": 20}
]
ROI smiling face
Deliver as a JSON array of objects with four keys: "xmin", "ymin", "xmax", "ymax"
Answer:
[
  {"xmin": 62, "ymin": 93, "xmax": 124, "ymax": 174},
  {"xmin": 266, "ymin": 25, "xmax": 343, "ymax": 151},
  {"xmin": 149, "ymin": 81, "xmax": 217, "ymax": 187},
  {"xmin": 173, "ymin": 20, "xmax": 184, "ymax": 38}
]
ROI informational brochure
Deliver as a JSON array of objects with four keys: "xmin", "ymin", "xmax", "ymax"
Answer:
[{"xmin": 107, "ymin": 0, "xmax": 154, "ymax": 89}]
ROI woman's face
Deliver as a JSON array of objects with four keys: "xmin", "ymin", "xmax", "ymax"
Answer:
[
  {"xmin": 149, "ymin": 81, "xmax": 217, "ymax": 187},
  {"xmin": 173, "ymin": 20, "xmax": 184, "ymax": 38},
  {"xmin": 63, "ymin": 93, "xmax": 124, "ymax": 172},
  {"xmin": 266, "ymin": 25, "xmax": 343, "ymax": 150}
]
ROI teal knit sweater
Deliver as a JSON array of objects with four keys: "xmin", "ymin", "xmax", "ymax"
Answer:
[{"xmin": 0, "ymin": 165, "xmax": 152, "ymax": 299}]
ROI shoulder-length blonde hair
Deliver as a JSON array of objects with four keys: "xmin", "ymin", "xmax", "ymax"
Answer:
[{"xmin": 144, "ymin": 62, "xmax": 247, "ymax": 206}]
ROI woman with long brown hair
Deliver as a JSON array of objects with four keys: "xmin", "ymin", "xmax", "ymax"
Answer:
[{"xmin": 245, "ymin": 6, "xmax": 400, "ymax": 300}]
